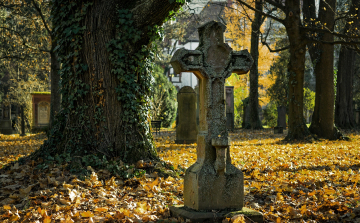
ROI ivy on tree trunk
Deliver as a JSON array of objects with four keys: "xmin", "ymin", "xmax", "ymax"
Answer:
[{"xmin": 32, "ymin": 0, "xmax": 184, "ymax": 172}]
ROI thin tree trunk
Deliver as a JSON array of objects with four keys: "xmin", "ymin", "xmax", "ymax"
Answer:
[
  {"xmin": 49, "ymin": 41, "xmax": 61, "ymax": 129},
  {"xmin": 247, "ymin": 0, "xmax": 263, "ymax": 129},
  {"xmin": 285, "ymin": 0, "xmax": 310, "ymax": 140},
  {"xmin": 308, "ymin": 0, "xmax": 337, "ymax": 139}
]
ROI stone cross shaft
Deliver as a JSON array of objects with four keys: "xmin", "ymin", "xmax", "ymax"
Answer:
[{"xmin": 171, "ymin": 21, "xmax": 253, "ymax": 211}]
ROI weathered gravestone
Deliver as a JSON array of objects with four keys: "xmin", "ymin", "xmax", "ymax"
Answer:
[
  {"xmin": 274, "ymin": 106, "xmax": 286, "ymax": 134},
  {"xmin": 277, "ymin": 106, "xmax": 286, "ymax": 128},
  {"xmin": 226, "ymin": 86, "xmax": 234, "ymax": 130},
  {"xmin": 31, "ymin": 93, "xmax": 51, "ymax": 128},
  {"xmin": 0, "ymin": 104, "xmax": 13, "ymax": 135},
  {"xmin": 176, "ymin": 86, "xmax": 198, "ymax": 144},
  {"xmin": 170, "ymin": 21, "xmax": 262, "ymax": 222},
  {"xmin": 242, "ymin": 98, "xmax": 250, "ymax": 128}
]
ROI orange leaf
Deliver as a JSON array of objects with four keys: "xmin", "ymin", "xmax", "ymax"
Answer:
[
  {"xmin": 81, "ymin": 211, "xmax": 94, "ymax": 218},
  {"xmin": 3, "ymin": 205, "xmax": 11, "ymax": 210},
  {"xmin": 94, "ymin": 207, "xmax": 108, "ymax": 212},
  {"xmin": 43, "ymin": 215, "xmax": 52, "ymax": 223}
]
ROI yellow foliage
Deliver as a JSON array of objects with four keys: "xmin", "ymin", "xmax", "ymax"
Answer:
[{"xmin": 224, "ymin": 2, "xmax": 278, "ymax": 106}]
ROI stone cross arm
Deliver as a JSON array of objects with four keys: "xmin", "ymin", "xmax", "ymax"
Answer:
[{"xmin": 170, "ymin": 48, "xmax": 253, "ymax": 78}]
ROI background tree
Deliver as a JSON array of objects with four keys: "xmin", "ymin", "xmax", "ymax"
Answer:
[
  {"xmin": 335, "ymin": 0, "xmax": 360, "ymax": 129},
  {"xmin": 0, "ymin": 1, "xmax": 51, "ymax": 130},
  {"xmin": 247, "ymin": 0, "xmax": 264, "ymax": 129},
  {"xmin": 267, "ymin": 50, "xmax": 289, "ymax": 108},
  {"xmin": 236, "ymin": 0, "xmax": 360, "ymax": 140},
  {"xmin": 154, "ymin": 10, "xmax": 190, "ymax": 76},
  {"xmin": 7, "ymin": 74, "xmax": 48, "ymax": 132},
  {"xmin": 0, "ymin": 0, "xmax": 60, "ymax": 128},
  {"xmin": 31, "ymin": 0, "xmax": 185, "ymax": 172},
  {"xmin": 225, "ymin": 1, "xmax": 277, "ymax": 128},
  {"xmin": 303, "ymin": 0, "xmax": 339, "ymax": 139}
]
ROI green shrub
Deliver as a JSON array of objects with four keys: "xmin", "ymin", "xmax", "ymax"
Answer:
[
  {"xmin": 151, "ymin": 66, "xmax": 177, "ymax": 127},
  {"xmin": 262, "ymin": 102, "xmax": 277, "ymax": 128}
]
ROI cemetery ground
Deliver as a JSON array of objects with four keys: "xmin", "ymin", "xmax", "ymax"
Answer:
[{"xmin": 0, "ymin": 130, "xmax": 359, "ymax": 222}]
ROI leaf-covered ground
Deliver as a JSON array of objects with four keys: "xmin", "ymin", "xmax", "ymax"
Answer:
[{"xmin": 0, "ymin": 129, "xmax": 360, "ymax": 222}]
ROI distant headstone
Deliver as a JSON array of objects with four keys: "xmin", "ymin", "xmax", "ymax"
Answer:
[
  {"xmin": 277, "ymin": 106, "xmax": 286, "ymax": 129},
  {"xmin": 175, "ymin": 86, "xmax": 198, "ymax": 144},
  {"xmin": 0, "ymin": 104, "xmax": 13, "ymax": 134},
  {"xmin": 242, "ymin": 101, "xmax": 250, "ymax": 128},
  {"xmin": 2, "ymin": 104, "xmax": 11, "ymax": 120},
  {"xmin": 226, "ymin": 86, "xmax": 234, "ymax": 130},
  {"xmin": 170, "ymin": 21, "xmax": 262, "ymax": 222},
  {"xmin": 38, "ymin": 102, "xmax": 50, "ymax": 126},
  {"xmin": 31, "ymin": 93, "xmax": 51, "ymax": 128}
]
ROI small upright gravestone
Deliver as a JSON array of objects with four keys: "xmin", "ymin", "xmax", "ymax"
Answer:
[
  {"xmin": 242, "ymin": 99, "xmax": 250, "ymax": 128},
  {"xmin": 176, "ymin": 86, "xmax": 198, "ymax": 144},
  {"xmin": 31, "ymin": 92, "xmax": 51, "ymax": 128},
  {"xmin": 274, "ymin": 106, "xmax": 286, "ymax": 134},
  {"xmin": 170, "ymin": 21, "xmax": 262, "ymax": 222},
  {"xmin": 0, "ymin": 104, "xmax": 13, "ymax": 135},
  {"xmin": 226, "ymin": 86, "xmax": 234, "ymax": 130}
]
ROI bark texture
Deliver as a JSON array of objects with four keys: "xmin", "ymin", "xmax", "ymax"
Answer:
[
  {"xmin": 335, "ymin": 0, "xmax": 360, "ymax": 129},
  {"xmin": 284, "ymin": 0, "xmax": 310, "ymax": 140},
  {"xmin": 246, "ymin": 0, "xmax": 263, "ymax": 129},
  {"xmin": 37, "ymin": 0, "xmax": 183, "ymax": 164},
  {"xmin": 335, "ymin": 47, "xmax": 356, "ymax": 129},
  {"xmin": 306, "ymin": 0, "xmax": 337, "ymax": 139},
  {"xmin": 49, "ymin": 43, "xmax": 61, "ymax": 129}
]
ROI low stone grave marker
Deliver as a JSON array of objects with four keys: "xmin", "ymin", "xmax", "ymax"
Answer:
[
  {"xmin": 0, "ymin": 104, "xmax": 13, "ymax": 135},
  {"xmin": 170, "ymin": 21, "xmax": 263, "ymax": 222},
  {"xmin": 176, "ymin": 86, "xmax": 198, "ymax": 144}
]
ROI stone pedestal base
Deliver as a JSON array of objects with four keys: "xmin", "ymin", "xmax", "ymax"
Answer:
[
  {"xmin": 170, "ymin": 205, "xmax": 263, "ymax": 223},
  {"xmin": 184, "ymin": 161, "xmax": 244, "ymax": 210},
  {"xmin": 0, "ymin": 120, "xmax": 13, "ymax": 135}
]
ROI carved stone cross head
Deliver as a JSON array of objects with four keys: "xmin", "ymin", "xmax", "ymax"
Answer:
[{"xmin": 171, "ymin": 21, "xmax": 253, "ymax": 80}]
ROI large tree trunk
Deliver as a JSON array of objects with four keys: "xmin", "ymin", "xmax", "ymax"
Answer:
[
  {"xmin": 33, "ymin": 0, "xmax": 183, "ymax": 166},
  {"xmin": 49, "ymin": 41, "xmax": 61, "ymax": 129},
  {"xmin": 246, "ymin": 0, "xmax": 263, "ymax": 129},
  {"xmin": 285, "ymin": 0, "xmax": 310, "ymax": 140},
  {"xmin": 307, "ymin": 0, "xmax": 337, "ymax": 139},
  {"xmin": 335, "ymin": 0, "xmax": 360, "ymax": 129},
  {"xmin": 335, "ymin": 47, "xmax": 356, "ymax": 128}
]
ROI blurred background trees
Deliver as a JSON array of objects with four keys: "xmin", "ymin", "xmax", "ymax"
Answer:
[{"xmin": 0, "ymin": 0, "xmax": 51, "ymax": 131}]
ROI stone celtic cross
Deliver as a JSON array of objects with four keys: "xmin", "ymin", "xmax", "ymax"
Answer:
[{"xmin": 171, "ymin": 21, "xmax": 253, "ymax": 210}]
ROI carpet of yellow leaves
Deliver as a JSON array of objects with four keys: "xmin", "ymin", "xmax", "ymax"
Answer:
[{"xmin": 0, "ymin": 129, "xmax": 359, "ymax": 222}]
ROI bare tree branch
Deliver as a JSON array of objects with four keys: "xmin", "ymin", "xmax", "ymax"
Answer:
[
  {"xmin": 236, "ymin": 0, "xmax": 285, "ymax": 25},
  {"xmin": 30, "ymin": 0, "xmax": 51, "ymax": 36},
  {"xmin": 259, "ymin": 19, "xmax": 289, "ymax": 52},
  {"xmin": 0, "ymin": 26, "xmax": 50, "ymax": 53},
  {"xmin": 262, "ymin": 41, "xmax": 289, "ymax": 52},
  {"xmin": 302, "ymin": 26, "xmax": 360, "ymax": 39}
]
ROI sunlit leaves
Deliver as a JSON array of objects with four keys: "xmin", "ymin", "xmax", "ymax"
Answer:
[{"xmin": 1, "ymin": 130, "xmax": 360, "ymax": 222}]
